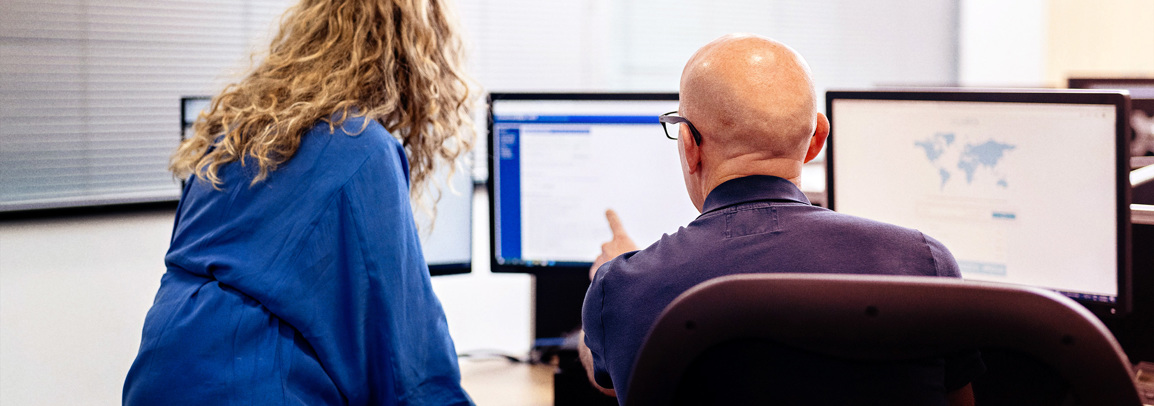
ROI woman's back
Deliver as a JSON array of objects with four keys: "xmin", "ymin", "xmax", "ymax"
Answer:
[{"xmin": 124, "ymin": 118, "xmax": 471, "ymax": 405}]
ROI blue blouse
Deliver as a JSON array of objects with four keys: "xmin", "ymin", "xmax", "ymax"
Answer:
[{"xmin": 124, "ymin": 117, "xmax": 472, "ymax": 405}]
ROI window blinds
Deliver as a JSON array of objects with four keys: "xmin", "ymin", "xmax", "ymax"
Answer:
[{"xmin": 0, "ymin": 0, "xmax": 291, "ymax": 212}]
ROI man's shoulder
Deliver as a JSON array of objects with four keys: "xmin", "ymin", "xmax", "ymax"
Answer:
[
  {"xmin": 800, "ymin": 208, "xmax": 960, "ymax": 277},
  {"xmin": 635, "ymin": 205, "xmax": 956, "ymax": 278},
  {"xmin": 797, "ymin": 206, "xmax": 931, "ymax": 243}
]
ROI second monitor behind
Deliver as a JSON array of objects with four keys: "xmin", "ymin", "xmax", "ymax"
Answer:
[{"xmin": 825, "ymin": 88, "xmax": 1132, "ymax": 317}]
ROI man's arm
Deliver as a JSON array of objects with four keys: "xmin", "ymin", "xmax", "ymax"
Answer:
[
  {"xmin": 578, "ymin": 209, "xmax": 639, "ymax": 396},
  {"xmin": 578, "ymin": 331, "xmax": 617, "ymax": 397}
]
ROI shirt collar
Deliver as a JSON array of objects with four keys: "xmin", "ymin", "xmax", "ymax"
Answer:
[{"xmin": 700, "ymin": 175, "xmax": 812, "ymax": 214}]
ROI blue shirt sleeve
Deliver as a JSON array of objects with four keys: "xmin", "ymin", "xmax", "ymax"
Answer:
[
  {"xmin": 582, "ymin": 260, "xmax": 617, "ymax": 389},
  {"xmin": 921, "ymin": 232, "xmax": 962, "ymax": 278}
]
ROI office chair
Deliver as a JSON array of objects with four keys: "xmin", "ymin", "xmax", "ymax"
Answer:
[{"xmin": 624, "ymin": 273, "xmax": 1141, "ymax": 406}]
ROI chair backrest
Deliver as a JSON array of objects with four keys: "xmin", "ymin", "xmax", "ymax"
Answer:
[{"xmin": 624, "ymin": 273, "xmax": 1141, "ymax": 406}]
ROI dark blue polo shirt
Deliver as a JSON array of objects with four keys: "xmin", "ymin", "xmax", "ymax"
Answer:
[{"xmin": 582, "ymin": 175, "xmax": 981, "ymax": 403}]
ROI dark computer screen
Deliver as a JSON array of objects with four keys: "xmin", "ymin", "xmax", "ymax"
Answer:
[
  {"xmin": 486, "ymin": 93, "xmax": 696, "ymax": 274},
  {"xmin": 826, "ymin": 89, "xmax": 1132, "ymax": 316}
]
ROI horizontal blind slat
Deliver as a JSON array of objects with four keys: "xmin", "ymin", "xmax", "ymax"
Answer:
[{"xmin": 1, "ymin": 0, "xmax": 292, "ymax": 211}]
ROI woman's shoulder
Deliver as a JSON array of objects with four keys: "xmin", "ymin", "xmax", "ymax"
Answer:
[
  {"xmin": 231, "ymin": 116, "xmax": 407, "ymax": 200},
  {"xmin": 297, "ymin": 115, "xmax": 407, "ymax": 175},
  {"xmin": 309, "ymin": 116, "xmax": 402, "ymax": 157}
]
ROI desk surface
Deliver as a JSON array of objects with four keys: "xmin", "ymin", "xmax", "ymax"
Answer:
[{"xmin": 460, "ymin": 359, "xmax": 554, "ymax": 405}]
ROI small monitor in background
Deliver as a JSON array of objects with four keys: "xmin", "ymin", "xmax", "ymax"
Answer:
[
  {"xmin": 1068, "ymin": 77, "xmax": 1154, "ymax": 156},
  {"xmin": 416, "ymin": 162, "xmax": 473, "ymax": 276},
  {"xmin": 487, "ymin": 93, "xmax": 696, "ymax": 274},
  {"xmin": 181, "ymin": 96, "xmax": 212, "ymax": 139},
  {"xmin": 179, "ymin": 95, "xmax": 472, "ymax": 275},
  {"xmin": 825, "ymin": 89, "xmax": 1132, "ymax": 317}
]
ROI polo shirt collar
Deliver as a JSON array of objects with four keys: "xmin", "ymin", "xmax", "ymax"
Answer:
[{"xmin": 700, "ymin": 175, "xmax": 812, "ymax": 215}]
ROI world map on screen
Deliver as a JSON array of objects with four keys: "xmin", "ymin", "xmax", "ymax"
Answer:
[{"xmin": 915, "ymin": 132, "xmax": 1016, "ymax": 189}]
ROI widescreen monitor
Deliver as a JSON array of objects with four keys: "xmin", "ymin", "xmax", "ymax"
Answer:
[
  {"xmin": 181, "ymin": 95, "xmax": 472, "ymax": 275},
  {"xmin": 487, "ymin": 93, "xmax": 698, "ymax": 274},
  {"xmin": 826, "ymin": 89, "xmax": 1132, "ymax": 316}
]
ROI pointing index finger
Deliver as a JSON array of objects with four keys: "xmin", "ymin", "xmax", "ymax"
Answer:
[{"xmin": 606, "ymin": 209, "xmax": 627, "ymax": 237}]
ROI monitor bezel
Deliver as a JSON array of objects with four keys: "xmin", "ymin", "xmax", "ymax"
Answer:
[
  {"xmin": 428, "ymin": 262, "xmax": 471, "ymax": 277},
  {"xmin": 486, "ymin": 92, "xmax": 680, "ymax": 275},
  {"xmin": 824, "ymin": 88, "xmax": 1133, "ymax": 317}
]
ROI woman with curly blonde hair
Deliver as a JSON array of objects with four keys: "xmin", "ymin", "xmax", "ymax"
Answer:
[{"xmin": 124, "ymin": 0, "xmax": 475, "ymax": 404}]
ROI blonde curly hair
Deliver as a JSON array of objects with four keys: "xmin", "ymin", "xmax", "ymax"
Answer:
[{"xmin": 172, "ymin": 0, "xmax": 474, "ymax": 209}]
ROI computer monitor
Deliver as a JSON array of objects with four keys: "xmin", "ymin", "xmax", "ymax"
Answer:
[
  {"xmin": 181, "ymin": 96, "xmax": 212, "ymax": 138},
  {"xmin": 1068, "ymin": 78, "xmax": 1154, "ymax": 109},
  {"xmin": 826, "ymin": 89, "xmax": 1132, "ymax": 316},
  {"xmin": 180, "ymin": 95, "xmax": 472, "ymax": 275},
  {"xmin": 487, "ymin": 93, "xmax": 698, "ymax": 274},
  {"xmin": 415, "ymin": 162, "xmax": 473, "ymax": 276}
]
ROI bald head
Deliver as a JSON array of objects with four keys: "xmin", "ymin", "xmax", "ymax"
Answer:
[{"xmin": 680, "ymin": 34, "xmax": 818, "ymax": 160}]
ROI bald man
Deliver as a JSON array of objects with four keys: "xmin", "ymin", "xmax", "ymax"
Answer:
[{"xmin": 579, "ymin": 34, "xmax": 983, "ymax": 405}]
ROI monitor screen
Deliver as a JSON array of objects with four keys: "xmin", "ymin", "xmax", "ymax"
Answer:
[
  {"xmin": 826, "ymin": 90, "xmax": 1132, "ymax": 315},
  {"xmin": 414, "ymin": 161, "xmax": 473, "ymax": 276},
  {"xmin": 488, "ymin": 93, "xmax": 699, "ymax": 273},
  {"xmin": 181, "ymin": 96, "xmax": 212, "ymax": 132}
]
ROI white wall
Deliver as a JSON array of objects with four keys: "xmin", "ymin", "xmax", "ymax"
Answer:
[
  {"xmin": 0, "ymin": 188, "xmax": 530, "ymax": 406},
  {"xmin": 957, "ymin": 0, "xmax": 1154, "ymax": 88},
  {"xmin": 1044, "ymin": 0, "xmax": 1154, "ymax": 85},
  {"xmin": 958, "ymin": 0, "xmax": 1049, "ymax": 87},
  {"xmin": 1, "ymin": 211, "xmax": 172, "ymax": 405}
]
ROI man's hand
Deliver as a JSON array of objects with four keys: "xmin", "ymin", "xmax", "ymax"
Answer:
[{"xmin": 589, "ymin": 209, "xmax": 639, "ymax": 280}]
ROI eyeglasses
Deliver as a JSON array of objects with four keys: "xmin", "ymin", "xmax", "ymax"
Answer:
[{"xmin": 658, "ymin": 111, "xmax": 703, "ymax": 145}]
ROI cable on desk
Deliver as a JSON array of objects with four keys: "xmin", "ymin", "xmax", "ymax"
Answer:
[{"xmin": 457, "ymin": 349, "xmax": 531, "ymax": 364}]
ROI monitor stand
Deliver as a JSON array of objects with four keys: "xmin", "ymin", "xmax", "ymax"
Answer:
[
  {"xmin": 1105, "ymin": 220, "xmax": 1154, "ymax": 363},
  {"xmin": 531, "ymin": 270, "xmax": 591, "ymax": 357},
  {"xmin": 531, "ymin": 270, "xmax": 618, "ymax": 406}
]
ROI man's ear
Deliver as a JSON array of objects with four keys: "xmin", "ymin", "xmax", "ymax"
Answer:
[
  {"xmin": 681, "ymin": 124, "xmax": 702, "ymax": 174},
  {"xmin": 804, "ymin": 112, "xmax": 829, "ymax": 163}
]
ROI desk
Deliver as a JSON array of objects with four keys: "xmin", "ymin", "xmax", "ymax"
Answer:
[{"xmin": 459, "ymin": 359, "xmax": 554, "ymax": 405}]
